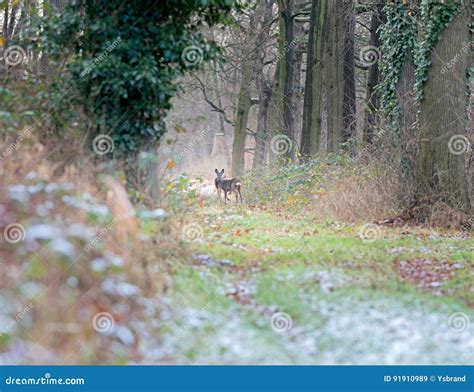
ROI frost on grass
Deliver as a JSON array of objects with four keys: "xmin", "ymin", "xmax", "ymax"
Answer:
[{"xmin": 149, "ymin": 264, "xmax": 473, "ymax": 365}]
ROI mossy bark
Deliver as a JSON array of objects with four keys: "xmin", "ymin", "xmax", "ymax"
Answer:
[
  {"xmin": 415, "ymin": 1, "xmax": 471, "ymax": 212},
  {"xmin": 277, "ymin": 0, "xmax": 297, "ymax": 159},
  {"xmin": 301, "ymin": 0, "xmax": 355, "ymax": 155},
  {"xmin": 231, "ymin": 58, "xmax": 253, "ymax": 177},
  {"xmin": 253, "ymin": 0, "xmax": 275, "ymax": 169},
  {"xmin": 327, "ymin": 0, "xmax": 355, "ymax": 152},
  {"xmin": 301, "ymin": 0, "xmax": 328, "ymax": 156},
  {"xmin": 231, "ymin": 7, "xmax": 261, "ymax": 177},
  {"xmin": 363, "ymin": 0, "xmax": 385, "ymax": 145}
]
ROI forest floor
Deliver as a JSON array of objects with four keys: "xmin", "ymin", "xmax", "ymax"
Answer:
[{"xmin": 143, "ymin": 201, "xmax": 474, "ymax": 365}]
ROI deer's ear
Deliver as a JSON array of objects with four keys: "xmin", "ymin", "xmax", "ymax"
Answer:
[
  {"xmin": 215, "ymin": 169, "xmax": 219, "ymax": 174},
  {"xmin": 221, "ymin": 169, "xmax": 225, "ymax": 174}
]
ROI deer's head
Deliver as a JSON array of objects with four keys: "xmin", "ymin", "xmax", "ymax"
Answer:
[{"xmin": 214, "ymin": 168, "xmax": 225, "ymax": 182}]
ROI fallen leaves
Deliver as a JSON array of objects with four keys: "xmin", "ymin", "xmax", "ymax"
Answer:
[
  {"xmin": 232, "ymin": 228, "xmax": 253, "ymax": 237},
  {"xmin": 166, "ymin": 160, "xmax": 177, "ymax": 170},
  {"xmin": 394, "ymin": 258, "xmax": 465, "ymax": 293}
]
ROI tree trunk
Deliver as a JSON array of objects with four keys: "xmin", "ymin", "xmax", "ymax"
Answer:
[
  {"xmin": 144, "ymin": 148, "xmax": 160, "ymax": 206},
  {"xmin": 326, "ymin": 0, "xmax": 356, "ymax": 152},
  {"xmin": 231, "ymin": 8, "xmax": 260, "ymax": 177},
  {"xmin": 363, "ymin": 0, "xmax": 384, "ymax": 145},
  {"xmin": 7, "ymin": 2, "xmax": 19, "ymax": 39},
  {"xmin": 253, "ymin": 81, "xmax": 272, "ymax": 169},
  {"xmin": 267, "ymin": 62, "xmax": 282, "ymax": 164},
  {"xmin": 301, "ymin": 0, "xmax": 355, "ymax": 156},
  {"xmin": 210, "ymin": 63, "xmax": 231, "ymax": 170},
  {"xmin": 3, "ymin": 1, "xmax": 9, "ymax": 44},
  {"xmin": 14, "ymin": 3, "xmax": 28, "ymax": 39},
  {"xmin": 253, "ymin": 0, "xmax": 274, "ymax": 170},
  {"xmin": 123, "ymin": 147, "xmax": 160, "ymax": 206},
  {"xmin": 301, "ymin": 0, "xmax": 327, "ymax": 156},
  {"xmin": 415, "ymin": 1, "xmax": 471, "ymax": 212},
  {"xmin": 396, "ymin": 50, "xmax": 417, "ymax": 203},
  {"xmin": 292, "ymin": 6, "xmax": 305, "ymax": 150},
  {"xmin": 341, "ymin": 0, "xmax": 356, "ymax": 148},
  {"xmin": 277, "ymin": 0, "xmax": 297, "ymax": 159},
  {"xmin": 231, "ymin": 54, "xmax": 253, "ymax": 177}
]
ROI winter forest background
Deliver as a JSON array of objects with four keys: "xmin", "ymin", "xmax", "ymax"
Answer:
[{"xmin": 0, "ymin": 0, "xmax": 473, "ymax": 365}]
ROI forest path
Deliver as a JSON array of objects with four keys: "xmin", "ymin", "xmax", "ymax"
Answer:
[{"xmin": 145, "ymin": 203, "xmax": 474, "ymax": 364}]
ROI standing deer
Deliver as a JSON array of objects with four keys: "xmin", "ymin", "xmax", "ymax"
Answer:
[{"xmin": 214, "ymin": 169, "xmax": 243, "ymax": 204}]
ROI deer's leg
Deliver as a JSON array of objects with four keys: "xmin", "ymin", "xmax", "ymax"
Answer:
[
  {"xmin": 238, "ymin": 188, "xmax": 243, "ymax": 203},
  {"xmin": 224, "ymin": 190, "xmax": 227, "ymax": 204}
]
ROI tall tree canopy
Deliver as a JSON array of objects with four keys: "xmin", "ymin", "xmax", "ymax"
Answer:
[{"xmin": 36, "ymin": 0, "xmax": 235, "ymax": 186}]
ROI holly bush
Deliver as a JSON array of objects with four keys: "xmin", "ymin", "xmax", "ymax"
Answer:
[{"xmin": 36, "ymin": 0, "xmax": 236, "ymax": 157}]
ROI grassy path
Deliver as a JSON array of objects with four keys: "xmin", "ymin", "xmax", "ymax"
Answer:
[{"xmin": 146, "ymin": 203, "xmax": 473, "ymax": 364}]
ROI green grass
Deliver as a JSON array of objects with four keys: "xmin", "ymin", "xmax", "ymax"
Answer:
[{"xmin": 152, "ymin": 202, "xmax": 473, "ymax": 364}]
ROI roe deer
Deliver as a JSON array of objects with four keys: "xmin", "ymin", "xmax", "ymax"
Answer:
[{"xmin": 214, "ymin": 169, "xmax": 243, "ymax": 204}]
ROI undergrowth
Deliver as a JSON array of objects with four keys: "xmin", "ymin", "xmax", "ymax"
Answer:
[{"xmin": 241, "ymin": 155, "xmax": 399, "ymax": 223}]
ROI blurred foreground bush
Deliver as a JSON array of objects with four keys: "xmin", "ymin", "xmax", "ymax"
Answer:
[{"xmin": 0, "ymin": 142, "xmax": 178, "ymax": 364}]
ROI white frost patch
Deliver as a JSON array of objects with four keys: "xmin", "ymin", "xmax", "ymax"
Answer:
[{"xmin": 301, "ymin": 298, "xmax": 474, "ymax": 365}]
